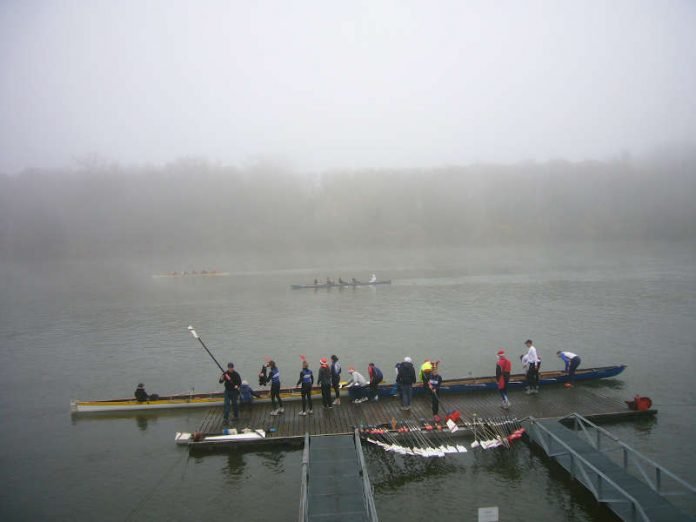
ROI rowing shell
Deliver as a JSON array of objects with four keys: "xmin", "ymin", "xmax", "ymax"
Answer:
[{"xmin": 71, "ymin": 365, "xmax": 625, "ymax": 413}]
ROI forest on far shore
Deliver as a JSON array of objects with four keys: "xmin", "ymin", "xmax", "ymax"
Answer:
[{"xmin": 1, "ymin": 151, "xmax": 695, "ymax": 264}]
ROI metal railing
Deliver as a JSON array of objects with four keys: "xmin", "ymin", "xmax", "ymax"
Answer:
[
  {"xmin": 560, "ymin": 413, "xmax": 696, "ymax": 499},
  {"xmin": 298, "ymin": 433, "xmax": 310, "ymax": 522},
  {"xmin": 528, "ymin": 417, "xmax": 650, "ymax": 522},
  {"xmin": 354, "ymin": 429, "xmax": 380, "ymax": 521}
]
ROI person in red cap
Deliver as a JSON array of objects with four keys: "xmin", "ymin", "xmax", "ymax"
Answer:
[
  {"xmin": 496, "ymin": 350, "xmax": 512, "ymax": 409},
  {"xmin": 318, "ymin": 358, "xmax": 333, "ymax": 408}
]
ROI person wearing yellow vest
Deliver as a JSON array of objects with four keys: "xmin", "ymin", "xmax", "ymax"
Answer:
[{"xmin": 419, "ymin": 360, "xmax": 437, "ymax": 385}]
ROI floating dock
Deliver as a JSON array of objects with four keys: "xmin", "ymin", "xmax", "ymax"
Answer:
[{"xmin": 178, "ymin": 385, "xmax": 656, "ymax": 449}]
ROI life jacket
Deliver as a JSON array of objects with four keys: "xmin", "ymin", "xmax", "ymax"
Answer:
[
  {"xmin": 331, "ymin": 362, "xmax": 341, "ymax": 380},
  {"xmin": 269, "ymin": 367, "xmax": 280, "ymax": 385}
]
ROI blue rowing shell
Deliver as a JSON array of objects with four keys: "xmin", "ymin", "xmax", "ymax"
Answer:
[{"xmin": 376, "ymin": 364, "xmax": 627, "ymax": 397}]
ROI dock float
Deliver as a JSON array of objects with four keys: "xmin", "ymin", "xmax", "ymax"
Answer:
[
  {"xmin": 526, "ymin": 413, "xmax": 696, "ymax": 521},
  {"xmin": 177, "ymin": 385, "xmax": 656, "ymax": 449},
  {"xmin": 299, "ymin": 431, "xmax": 378, "ymax": 522}
]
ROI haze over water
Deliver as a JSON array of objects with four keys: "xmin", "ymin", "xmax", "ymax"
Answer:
[{"xmin": 1, "ymin": 1, "xmax": 696, "ymax": 520}]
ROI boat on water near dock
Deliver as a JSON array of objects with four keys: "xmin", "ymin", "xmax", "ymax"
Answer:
[
  {"xmin": 291, "ymin": 280, "xmax": 391, "ymax": 289},
  {"xmin": 71, "ymin": 365, "xmax": 625, "ymax": 413}
]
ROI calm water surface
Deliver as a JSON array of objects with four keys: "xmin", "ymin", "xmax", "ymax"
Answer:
[{"xmin": 0, "ymin": 243, "xmax": 694, "ymax": 521}]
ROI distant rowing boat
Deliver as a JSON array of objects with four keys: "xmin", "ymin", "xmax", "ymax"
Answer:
[
  {"xmin": 71, "ymin": 365, "xmax": 625, "ymax": 413},
  {"xmin": 152, "ymin": 271, "xmax": 230, "ymax": 278},
  {"xmin": 291, "ymin": 280, "xmax": 392, "ymax": 289}
]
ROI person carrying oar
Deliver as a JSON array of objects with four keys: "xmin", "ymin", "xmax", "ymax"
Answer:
[
  {"xmin": 219, "ymin": 362, "xmax": 242, "ymax": 425},
  {"xmin": 428, "ymin": 366, "xmax": 443, "ymax": 416}
]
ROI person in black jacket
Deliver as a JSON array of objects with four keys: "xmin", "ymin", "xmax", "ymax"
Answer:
[
  {"xmin": 219, "ymin": 362, "xmax": 242, "ymax": 425},
  {"xmin": 396, "ymin": 357, "xmax": 417, "ymax": 410},
  {"xmin": 134, "ymin": 383, "xmax": 149, "ymax": 402},
  {"xmin": 318, "ymin": 358, "xmax": 333, "ymax": 408},
  {"xmin": 296, "ymin": 360, "xmax": 314, "ymax": 415}
]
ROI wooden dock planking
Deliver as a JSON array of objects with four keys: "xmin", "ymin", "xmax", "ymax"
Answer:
[{"xmin": 191, "ymin": 385, "xmax": 655, "ymax": 444}]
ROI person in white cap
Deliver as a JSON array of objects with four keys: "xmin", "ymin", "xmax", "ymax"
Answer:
[{"xmin": 396, "ymin": 356, "xmax": 417, "ymax": 410}]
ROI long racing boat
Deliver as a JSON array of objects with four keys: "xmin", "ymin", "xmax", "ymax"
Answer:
[
  {"xmin": 71, "ymin": 365, "xmax": 625, "ymax": 414},
  {"xmin": 291, "ymin": 280, "xmax": 391, "ymax": 289}
]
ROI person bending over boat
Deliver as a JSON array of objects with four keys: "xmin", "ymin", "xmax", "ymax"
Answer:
[
  {"xmin": 397, "ymin": 357, "xmax": 417, "ymax": 410},
  {"xmin": 368, "ymin": 363, "xmax": 383, "ymax": 401},
  {"xmin": 524, "ymin": 340, "xmax": 541, "ymax": 394},
  {"xmin": 428, "ymin": 367, "xmax": 443, "ymax": 415},
  {"xmin": 351, "ymin": 278, "xmax": 358, "ymax": 284},
  {"xmin": 338, "ymin": 277, "xmax": 346, "ymax": 285},
  {"xmin": 240, "ymin": 380, "xmax": 261, "ymax": 407},
  {"xmin": 369, "ymin": 274, "xmax": 377, "ymax": 283},
  {"xmin": 496, "ymin": 350, "xmax": 512, "ymax": 409},
  {"xmin": 346, "ymin": 368, "xmax": 369, "ymax": 403},
  {"xmin": 318, "ymin": 358, "xmax": 333, "ymax": 408},
  {"xmin": 134, "ymin": 383, "xmax": 149, "ymax": 402},
  {"xmin": 296, "ymin": 360, "xmax": 314, "ymax": 415},
  {"xmin": 557, "ymin": 351, "xmax": 581, "ymax": 387},
  {"xmin": 330, "ymin": 355, "xmax": 342, "ymax": 405},
  {"xmin": 264, "ymin": 360, "xmax": 284, "ymax": 416},
  {"xmin": 219, "ymin": 362, "xmax": 242, "ymax": 425}
]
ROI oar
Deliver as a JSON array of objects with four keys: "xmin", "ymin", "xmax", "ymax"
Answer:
[{"xmin": 188, "ymin": 325, "xmax": 225, "ymax": 374}]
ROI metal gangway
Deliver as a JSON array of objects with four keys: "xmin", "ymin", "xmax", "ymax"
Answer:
[
  {"xmin": 526, "ymin": 413, "xmax": 696, "ymax": 521},
  {"xmin": 299, "ymin": 430, "xmax": 379, "ymax": 522}
]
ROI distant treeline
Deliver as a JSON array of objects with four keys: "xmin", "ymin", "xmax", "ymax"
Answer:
[{"xmin": 1, "ymin": 153, "xmax": 695, "ymax": 263}]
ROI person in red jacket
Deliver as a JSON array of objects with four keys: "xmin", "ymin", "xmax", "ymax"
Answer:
[{"xmin": 496, "ymin": 349, "xmax": 512, "ymax": 409}]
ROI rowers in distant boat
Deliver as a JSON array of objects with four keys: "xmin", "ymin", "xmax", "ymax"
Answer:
[{"xmin": 291, "ymin": 276, "xmax": 392, "ymax": 289}]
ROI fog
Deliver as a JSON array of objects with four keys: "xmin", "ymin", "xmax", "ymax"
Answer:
[
  {"xmin": 1, "ymin": 1, "xmax": 695, "ymax": 173},
  {"xmin": 1, "ymin": 2, "xmax": 695, "ymax": 274},
  {"xmin": 1, "ymin": 152, "xmax": 695, "ymax": 272}
]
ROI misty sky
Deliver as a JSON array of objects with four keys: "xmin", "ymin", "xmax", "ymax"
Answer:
[{"xmin": 1, "ymin": 0, "xmax": 695, "ymax": 174}]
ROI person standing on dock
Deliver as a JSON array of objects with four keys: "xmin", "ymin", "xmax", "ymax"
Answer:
[
  {"xmin": 496, "ymin": 350, "xmax": 512, "ymax": 409},
  {"xmin": 296, "ymin": 360, "xmax": 315, "ymax": 415},
  {"xmin": 524, "ymin": 340, "xmax": 541, "ymax": 394},
  {"xmin": 346, "ymin": 368, "xmax": 369, "ymax": 403},
  {"xmin": 219, "ymin": 362, "xmax": 241, "ymax": 425},
  {"xmin": 264, "ymin": 360, "xmax": 284, "ymax": 415},
  {"xmin": 330, "ymin": 355, "xmax": 342, "ymax": 405},
  {"xmin": 318, "ymin": 358, "xmax": 333, "ymax": 408},
  {"xmin": 397, "ymin": 357, "xmax": 417, "ymax": 410},
  {"xmin": 368, "ymin": 363, "xmax": 383, "ymax": 401},
  {"xmin": 428, "ymin": 366, "xmax": 443, "ymax": 415},
  {"xmin": 557, "ymin": 350, "xmax": 581, "ymax": 387}
]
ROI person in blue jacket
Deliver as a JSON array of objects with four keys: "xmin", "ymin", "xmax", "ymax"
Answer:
[
  {"xmin": 296, "ymin": 360, "xmax": 314, "ymax": 415},
  {"xmin": 263, "ymin": 360, "xmax": 284, "ymax": 416},
  {"xmin": 239, "ymin": 380, "xmax": 261, "ymax": 409}
]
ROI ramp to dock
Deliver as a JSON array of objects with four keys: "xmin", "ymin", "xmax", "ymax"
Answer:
[
  {"xmin": 526, "ymin": 414, "xmax": 696, "ymax": 521},
  {"xmin": 299, "ymin": 431, "xmax": 378, "ymax": 522}
]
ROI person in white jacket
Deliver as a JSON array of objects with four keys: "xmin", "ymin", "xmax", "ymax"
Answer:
[
  {"xmin": 345, "ymin": 368, "xmax": 369, "ymax": 403},
  {"xmin": 524, "ymin": 340, "xmax": 541, "ymax": 394}
]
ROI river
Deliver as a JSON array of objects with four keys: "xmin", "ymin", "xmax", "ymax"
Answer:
[{"xmin": 0, "ymin": 242, "xmax": 694, "ymax": 521}]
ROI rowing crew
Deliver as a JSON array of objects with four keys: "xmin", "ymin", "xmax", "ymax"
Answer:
[{"xmin": 316, "ymin": 274, "xmax": 378, "ymax": 286}]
